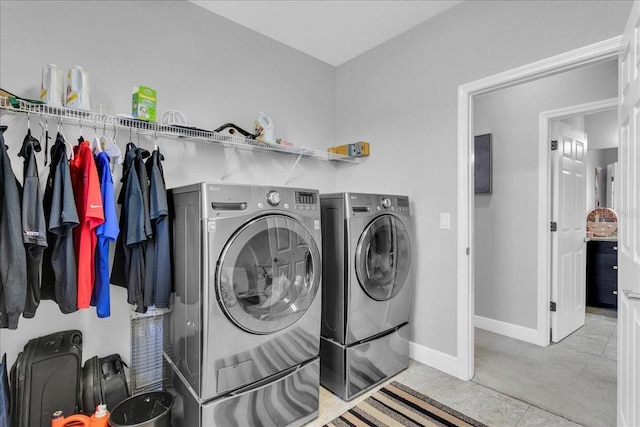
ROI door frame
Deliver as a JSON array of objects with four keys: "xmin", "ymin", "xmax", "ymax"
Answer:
[
  {"xmin": 542, "ymin": 99, "xmax": 617, "ymax": 345},
  {"xmin": 456, "ymin": 36, "xmax": 622, "ymax": 381}
]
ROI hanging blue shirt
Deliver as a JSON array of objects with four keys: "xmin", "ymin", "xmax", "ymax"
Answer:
[{"xmin": 92, "ymin": 152, "xmax": 119, "ymax": 318}]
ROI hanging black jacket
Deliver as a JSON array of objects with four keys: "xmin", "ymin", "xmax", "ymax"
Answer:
[
  {"xmin": 0, "ymin": 126, "xmax": 27, "ymax": 329},
  {"xmin": 20, "ymin": 133, "xmax": 48, "ymax": 318}
]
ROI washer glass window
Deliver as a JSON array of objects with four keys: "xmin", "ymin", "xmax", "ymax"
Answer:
[
  {"xmin": 217, "ymin": 215, "xmax": 320, "ymax": 334},
  {"xmin": 356, "ymin": 215, "xmax": 411, "ymax": 301}
]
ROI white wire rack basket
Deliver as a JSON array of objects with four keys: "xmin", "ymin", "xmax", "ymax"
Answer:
[{"xmin": 130, "ymin": 307, "xmax": 171, "ymax": 394}]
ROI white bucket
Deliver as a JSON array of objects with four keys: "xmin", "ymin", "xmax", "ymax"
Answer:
[
  {"xmin": 40, "ymin": 64, "xmax": 64, "ymax": 107},
  {"xmin": 65, "ymin": 65, "xmax": 91, "ymax": 111}
]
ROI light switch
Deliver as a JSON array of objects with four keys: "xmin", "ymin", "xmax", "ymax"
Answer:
[{"xmin": 440, "ymin": 213, "xmax": 451, "ymax": 230}]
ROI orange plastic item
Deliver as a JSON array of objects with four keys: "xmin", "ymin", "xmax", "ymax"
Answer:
[{"xmin": 51, "ymin": 405, "xmax": 109, "ymax": 427}]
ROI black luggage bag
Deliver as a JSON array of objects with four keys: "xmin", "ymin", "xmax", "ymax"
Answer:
[
  {"xmin": 10, "ymin": 330, "xmax": 82, "ymax": 427},
  {"xmin": 81, "ymin": 354, "xmax": 129, "ymax": 415}
]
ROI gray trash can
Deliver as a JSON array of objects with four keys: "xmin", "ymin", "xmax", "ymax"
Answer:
[{"xmin": 109, "ymin": 391, "xmax": 174, "ymax": 427}]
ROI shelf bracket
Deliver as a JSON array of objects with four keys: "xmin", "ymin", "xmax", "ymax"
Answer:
[
  {"xmin": 219, "ymin": 144, "xmax": 238, "ymax": 181},
  {"xmin": 283, "ymin": 152, "xmax": 304, "ymax": 186}
]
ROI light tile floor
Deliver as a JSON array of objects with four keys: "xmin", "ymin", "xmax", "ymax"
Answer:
[
  {"xmin": 306, "ymin": 308, "xmax": 616, "ymax": 427},
  {"xmin": 305, "ymin": 359, "xmax": 583, "ymax": 427}
]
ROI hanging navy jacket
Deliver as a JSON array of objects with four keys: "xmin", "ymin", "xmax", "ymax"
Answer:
[
  {"xmin": 111, "ymin": 143, "xmax": 149, "ymax": 313},
  {"xmin": 0, "ymin": 126, "xmax": 27, "ymax": 329},
  {"xmin": 41, "ymin": 134, "xmax": 79, "ymax": 313},
  {"xmin": 144, "ymin": 149, "xmax": 171, "ymax": 308}
]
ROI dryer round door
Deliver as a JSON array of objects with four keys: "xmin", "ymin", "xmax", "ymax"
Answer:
[
  {"xmin": 216, "ymin": 214, "xmax": 321, "ymax": 334},
  {"xmin": 355, "ymin": 214, "xmax": 411, "ymax": 301}
]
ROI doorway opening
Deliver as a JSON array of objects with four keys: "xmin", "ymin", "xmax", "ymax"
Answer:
[
  {"xmin": 456, "ymin": 35, "xmax": 622, "ymax": 380},
  {"xmin": 546, "ymin": 102, "xmax": 618, "ymax": 343},
  {"xmin": 470, "ymin": 102, "xmax": 620, "ymax": 426},
  {"xmin": 458, "ymin": 39, "xmax": 622, "ymax": 426}
]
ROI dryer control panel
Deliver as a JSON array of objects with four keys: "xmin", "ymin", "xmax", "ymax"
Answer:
[{"xmin": 346, "ymin": 193, "xmax": 410, "ymax": 216}]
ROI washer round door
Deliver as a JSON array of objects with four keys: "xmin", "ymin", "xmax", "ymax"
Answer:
[
  {"xmin": 355, "ymin": 214, "xmax": 411, "ymax": 301},
  {"xmin": 216, "ymin": 214, "xmax": 321, "ymax": 334}
]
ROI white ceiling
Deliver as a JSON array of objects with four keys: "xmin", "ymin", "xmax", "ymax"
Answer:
[{"xmin": 190, "ymin": 1, "xmax": 463, "ymax": 66}]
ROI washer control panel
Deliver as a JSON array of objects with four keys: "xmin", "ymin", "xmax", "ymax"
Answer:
[
  {"xmin": 395, "ymin": 196, "xmax": 410, "ymax": 213},
  {"xmin": 294, "ymin": 191, "xmax": 318, "ymax": 210},
  {"xmin": 205, "ymin": 184, "xmax": 320, "ymax": 217},
  {"xmin": 251, "ymin": 188, "xmax": 319, "ymax": 211}
]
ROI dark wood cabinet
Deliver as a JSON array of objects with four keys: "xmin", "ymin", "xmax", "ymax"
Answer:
[{"xmin": 586, "ymin": 240, "xmax": 618, "ymax": 309}]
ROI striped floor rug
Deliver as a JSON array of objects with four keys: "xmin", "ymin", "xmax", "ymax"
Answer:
[{"xmin": 324, "ymin": 381, "xmax": 488, "ymax": 427}]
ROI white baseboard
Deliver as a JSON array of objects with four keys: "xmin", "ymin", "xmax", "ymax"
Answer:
[
  {"xmin": 409, "ymin": 341, "xmax": 458, "ymax": 378},
  {"xmin": 474, "ymin": 315, "xmax": 546, "ymax": 346}
]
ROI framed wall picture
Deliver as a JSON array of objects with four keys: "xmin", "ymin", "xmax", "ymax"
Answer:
[{"xmin": 474, "ymin": 133, "xmax": 492, "ymax": 194}]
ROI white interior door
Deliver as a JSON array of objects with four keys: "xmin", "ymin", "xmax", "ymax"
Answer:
[
  {"xmin": 550, "ymin": 120, "xmax": 587, "ymax": 342},
  {"xmin": 617, "ymin": 1, "xmax": 640, "ymax": 426}
]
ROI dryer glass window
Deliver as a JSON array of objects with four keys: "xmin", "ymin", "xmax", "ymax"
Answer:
[
  {"xmin": 356, "ymin": 215, "xmax": 411, "ymax": 301},
  {"xmin": 216, "ymin": 215, "xmax": 321, "ymax": 334}
]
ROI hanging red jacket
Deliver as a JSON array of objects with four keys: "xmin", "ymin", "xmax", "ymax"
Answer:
[{"xmin": 70, "ymin": 140, "xmax": 104, "ymax": 309}]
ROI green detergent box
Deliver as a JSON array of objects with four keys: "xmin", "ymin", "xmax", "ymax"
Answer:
[{"xmin": 132, "ymin": 86, "xmax": 156, "ymax": 122}]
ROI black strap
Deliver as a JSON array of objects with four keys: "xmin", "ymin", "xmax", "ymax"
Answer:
[{"xmin": 44, "ymin": 130, "xmax": 50, "ymax": 166}]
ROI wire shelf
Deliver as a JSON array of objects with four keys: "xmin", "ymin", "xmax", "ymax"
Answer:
[{"xmin": 0, "ymin": 95, "xmax": 358, "ymax": 163}]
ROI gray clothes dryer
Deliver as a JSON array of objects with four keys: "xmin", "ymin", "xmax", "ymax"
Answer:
[
  {"xmin": 166, "ymin": 183, "xmax": 322, "ymax": 427},
  {"xmin": 320, "ymin": 192, "xmax": 412, "ymax": 400}
]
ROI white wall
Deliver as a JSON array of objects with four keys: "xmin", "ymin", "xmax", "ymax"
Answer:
[
  {"xmin": 587, "ymin": 147, "xmax": 618, "ymax": 210},
  {"xmin": 586, "ymin": 108, "xmax": 619, "ymax": 213},
  {"xmin": 0, "ymin": 1, "xmax": 339, "ymax": 367},
  {"xmin": 586, "ymin": 108, "xmax": 619, "ymax": 150},
  {"xmin": 587, "ymin": 149, "xmax": 607, "ymax": 211},
  {"xmin": 335, "ymin": 0, "xmax": 631, "ymax": 359},
  {"xmin": 0, "ymin": 0, "xmax": 632, "ymax": 375},
  {"xmin": 561, "ymin": 116, "xmax": 586, "ymax": 132},
  {"xmin": 472, "ymin": 61, "xmax": 617, "ymax": 331},
  {"xmin": 583, "ymin": 108, "xmax": 619, "ymax": 211}
]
